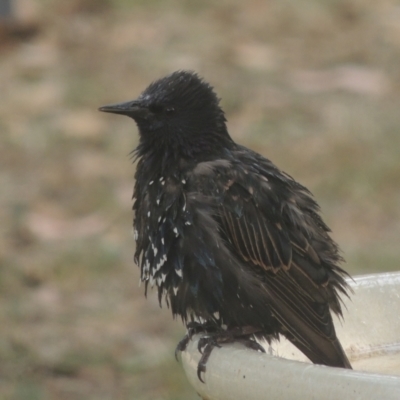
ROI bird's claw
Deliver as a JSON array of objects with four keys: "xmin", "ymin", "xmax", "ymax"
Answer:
[
  {"xmin": 175, "ymin": 335, "xmax": 190, "ymax": 361},
  {"xmin": 175, "ymin": 321, "xmax": 218, "ymax": 360},
  {"xmin": 198, "ymin": 335, "xmax": 221, "ymax": 354},
  {"xmin": 194, "ymin": 327, "xmax": 264, "ymax": 383},
  {"xmin": 197, "ymin": 342, "xmax": 215, "ymax": 383}
]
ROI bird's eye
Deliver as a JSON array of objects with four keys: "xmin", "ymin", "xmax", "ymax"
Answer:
[
  {"xmin": 148, "ymin": 104, "xmax": 164, "ymax": 114},
  {"xmin": 149, "ymin": 104, "xmax": 176, "ymax": 116}
]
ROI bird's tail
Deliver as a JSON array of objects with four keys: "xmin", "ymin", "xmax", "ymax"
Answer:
[{"xmin": 283, "ymin": 320, "xmax": 352, "ymax": 369}]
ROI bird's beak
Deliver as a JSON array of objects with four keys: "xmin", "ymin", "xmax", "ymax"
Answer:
[{"xmin": 98, "ymin": 100, "xmax": 149, "ymax": 118}]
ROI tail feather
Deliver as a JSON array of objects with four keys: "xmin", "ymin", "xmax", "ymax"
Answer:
[
  {"xmin": 264, "ymin": 265, "xmax": 352, "ymax": 369},
  {"xmin": 283, "ymin": 317, "xmax": 351, "ymax": 369}
]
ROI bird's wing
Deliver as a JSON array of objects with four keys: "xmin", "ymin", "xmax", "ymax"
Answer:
[{"xmin": 189, "ymin": 153, "xmax": 351, "ymax": 368}]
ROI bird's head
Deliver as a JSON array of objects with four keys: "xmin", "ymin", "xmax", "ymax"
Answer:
[{"xmin": 99, "ymin": 71, "xmax": 232, "ymax": 156}]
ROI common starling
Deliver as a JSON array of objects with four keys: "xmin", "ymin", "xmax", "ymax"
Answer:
[{"xmin": 99, "ymin": 71, "xmax": 352, "ymax": 380}]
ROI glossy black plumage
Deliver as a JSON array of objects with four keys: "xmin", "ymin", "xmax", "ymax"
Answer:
[{"xmin": 99, "ymin": 70, "xmax": 352, "ymax": 370}]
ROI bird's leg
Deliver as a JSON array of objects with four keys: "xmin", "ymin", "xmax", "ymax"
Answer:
[
  {"xmin": 175, "ymin": 321, "xmax": 218, "ymax": 360},
  {"xmin": 196, "ymin": 325, "xmax": 265, "ymax": 382}
]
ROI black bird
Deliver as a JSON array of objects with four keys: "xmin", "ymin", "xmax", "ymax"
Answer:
[{"xmin": 99, "ymin": 71, "xmax": 352, "ymax": 380}]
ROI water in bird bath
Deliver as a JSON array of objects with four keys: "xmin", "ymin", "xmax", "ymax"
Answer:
[
  {"xmin": 352, "ymin": 347, "xmax": 400, "ymax": 377},
  {"xmin": 268, "ymin": 271, "xmax": 400, "ymax": 378}
]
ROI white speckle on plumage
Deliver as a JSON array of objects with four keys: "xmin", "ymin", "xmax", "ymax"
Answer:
[
  {"xmin": 147, "ymin": 211, "xmax": 151, "ymax": 217},
  {"xmin": 185, "ymin": 221, "xmax": 191, "ymax": 226},
  {"xmin": 213, "ymin": 311, "xmax": 220, "ymax": 319},
  {"xmin": 173, "ymin": 227, "xmax": 179, "ymax": 237},
  {"xmin": 161, "ymin": 272, "xmax": 167, "ymax": 282},
  {"xmin": 155, "ymin": 258, "xmax": 164, "ymax": 271},
  {"xmin": 159, "ymin": 176, "xmax": 164, "ymax": 181},
  {"xmin": 182, "ymin": 194, "xmax": 187, "ymax": 211},
  {"xmin": 149, "ymin": 180, "xmax": 154, "ymax": 185},
  {"xmin": 140, "ymin": 94, "xmax": 150, "ymax": 102},
  {"xmin": 158, "ymin": 216, "xmax": 161, "ymax": 222},
  {"xmin": 155, "ymin": 254, "xmax": 167, "ymax": 272},
  {"xmin": 175, "ymin": 268, "xmax": 182, "ymax": 278},
  {"xmin": 156, "ymin": 199, "xmax": 160, "ymax": 205},
  {"xmin": 161, "ymin": 181, "xmax": 165, "ymax": 186},
  {"xmin": 133, "ymin": 229, "xmax": 138, "ymax": 240},
  {"xmin": 149, "ymin": 275, "xmax": 155, "ymax": 288},
  {"xmin": 250, "ymin": 304, "xmax": 254, "ymax": 309},
  {"xmin": 156, "ymin": 275, "xmax": 162, "ymax": 286},
  {"xmin": 173, "ymin": 286, "xmax": 178, "ymax": 296},
  {"xmin": 181, "ymin": 179, "xmax": 186, "ymax": 184},
  {"xmin": 153, "ymin": 246, "xmax": 158, "ymax": 257},
  {"xmin": 161, "ymin": 238, "xmax": 164, "ymax": 245}
]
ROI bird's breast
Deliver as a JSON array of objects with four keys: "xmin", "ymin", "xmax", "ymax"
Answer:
[{"xmin": 133, "ymin": 173, "xmax": 192, "ymax": 299}]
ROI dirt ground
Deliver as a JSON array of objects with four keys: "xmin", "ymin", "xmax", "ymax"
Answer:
[{"xmin": 1, "ymin": 0, "xmax": 400, "ymax": 399}]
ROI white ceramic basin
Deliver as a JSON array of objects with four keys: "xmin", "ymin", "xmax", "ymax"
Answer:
[{"xmin": 181, "ymin": 271, "xmax": 400, "ymax": 400}]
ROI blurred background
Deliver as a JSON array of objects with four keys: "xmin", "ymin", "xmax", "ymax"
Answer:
[{"xmin": 1, "ymin": 0, "xmax": 400, "ymax": 399}]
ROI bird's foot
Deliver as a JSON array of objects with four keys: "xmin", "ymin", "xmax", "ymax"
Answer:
[
  {"xmin": 175, "ymin": 321, "xmax": 218, "ymax": 361},
  {"xmin": 196, "ymin": 326, "xmax": 265, "ymax": 383}
]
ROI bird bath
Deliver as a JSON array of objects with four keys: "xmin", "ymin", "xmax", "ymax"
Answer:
[{"xmin": 180, "ymin": 271, "xmax": 400, "ymax": 400}]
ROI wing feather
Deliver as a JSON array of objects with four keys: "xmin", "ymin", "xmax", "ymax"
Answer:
[{"xmin": 189, "ymin": 153, "xmax": 351, "ymax": 368}]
